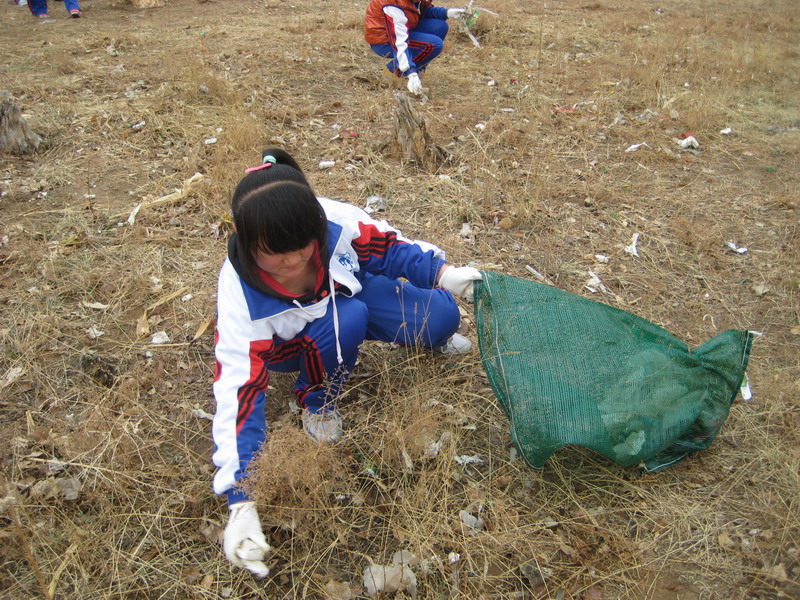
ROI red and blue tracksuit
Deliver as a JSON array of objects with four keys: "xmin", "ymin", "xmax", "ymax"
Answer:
[
  {"xmin": 365, "ymin": 0, "xmax": 451, "ymax": 76},
  {"xmin": 212, "ymin": 197, "xmax": 460, "ymax": 504},
  {"xmin": 28, "ymin": 0, "xmax": 80, "ymax": 16}
]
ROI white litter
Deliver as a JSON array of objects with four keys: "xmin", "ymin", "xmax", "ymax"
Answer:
[
  {"xmin": 679, "ymin": 136, "xmax": 700, "ymax": 149},
  {"xmin": 364, "ymin": 196, "xmax": 386, "ymax": 214},
  {"xmin": 455, "ymin": 455, "xmax": 484, "ymax": 466},
  {"xmin": 725, "ymin": 241, "xmax": 748, "ymax": 254},
  {"xmin": 318, "ymin": 160, "xmax": 336, "ymax": 169},
  {"xmin": 87, "ymin": 326, "xmax": 105, "ymax": 340},
  {"xmin": 459, "ymin": 510, "xmax": 485, "ymax": 536},
  {"xmin": 192, "ymin": 407, "xmax": 215, "ymax": 420},
  {"xmin": 720, "ymin": 127, "xmax": 733, "ymax": 135},
  {"xmin": 459, "ymin": 222, "xmax": 473, "ymax": 237},
  {"xmin": 624, "ymin": 233, "xmax": 640, "ymax": 257},
  {"xmin": 150, "ymin": 331, "xmax": 170, "ymax": 344},
  {"xmin": 362, "ymin": 563, "xmax": 417, "ymax": 598},
  {"xmin": 624, "ymin": 142, "xmax": 650, "ymax": 153},
  {"xmin": 204, "ymin": 137, "xmax": 217, "ymax": 145}
]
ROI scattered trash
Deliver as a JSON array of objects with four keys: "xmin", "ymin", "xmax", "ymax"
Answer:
[
  {"xmin": 362, "ymin": 554, "xmax": 417, "ymax": 598},
  {"xmin": 554, "ymin": 105, "xmax": 577, "ymax": 114},
  {"xmin": 624, "ymin": 233, "xmax": 640, "ymax": 257},
  {"xmin": 0, "ymin": 367, "xmax": 24, "ymax": 390},
  {"xmin": 319, "ymin": 160, "xmax": 335, "ymax": 170},
  {"xmin": 87, "ymin": 326, "xmax": 105, "ymax": 340},
  {"xmin": 204, "ymin": 137, "xmax": 217, "ymax": 145},
  {"xmin": 192, "ymin": 407, "xmax": 215, "ymax": 420},
  {"xmin": 595, "ymin": 254, "xmax": 609, "ymax": 263},
  {"xmin": 525, "ymin": 265, "xmax": 545, "ymax": 280},
  {"xmin": 740, "ymin": 373, "xmax": 752, "ymax": 402},
  {"xmin": 679, "ymin": 136, "xmax": 700, "ymax": 150},
  {"xmin": 82, "ymin": 301, "xmax": 109, "ymax": 310},
  {"xmin": 725, "ymin": 241, "xmax": 748, "ymax": 254},
  {"xmin": 459, "ymin": 509, "xmax": 485, "ymax": 535},
  {"xmin": 364, "ymin": 196, "xmax": 386, "ymax": 214},
  {"xmin": 454, "ymin": 455, "xmax": 484, "ymax": 466},
  {"xmin": 720, "ymin": 127, "xmax": 733, "ymax": 135},
  {"xmin": 624, "ymin": 142, "xmax": 650, "ymax": 153},
  {"xmin": 131, "ymin": 121, "xmax": 146, "ymax": 130},
  {"xmin": 475, "ymin": 122, "xmax": 486, "ymax": 131},
  {"xmin": 487, "ymin": 80, "xmax": 496, "ymax": 87},
  {"xmin": 448, "ymin": 552, "xmax": 461, "ymax": 564},
  {"xmin": 459, "ymin": 223, "xmax": 473, "ymax": 238},
  {"xmin": 585, "ymin": 271, "xmax": 610, "ymax": 295},
  {"xmin": 150, "ymin": 331, "xmax": 170, "ymax": 344},
  {"xmin": 422, "ymin": 431, "xmax": 452, "ymax": 459}
]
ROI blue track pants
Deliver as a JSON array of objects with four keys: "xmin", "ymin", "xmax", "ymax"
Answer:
[
  {"xmin": 370, "ymin": 18, "xmax": 450, "ymax": 75},
  {"xmin": 267, "ymin": 274, "xmax": 460, "ymax": 412},
  {"xmin": 28, "ymin": 0, "xmax": 81, "ymax": 16}
]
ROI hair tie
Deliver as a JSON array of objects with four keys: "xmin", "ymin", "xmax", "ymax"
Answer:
[{"xmin": 244, "ymin": 155, "xmax": 277, "ymax": 174}]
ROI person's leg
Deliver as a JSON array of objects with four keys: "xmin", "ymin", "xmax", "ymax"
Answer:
[
  {"xmin": 370, "ymin": 43, "xmax": 402, "ymax": 76},
  {"xmin": 357, "ymin": 274, "xmax": 460, "ymax": 349},
  {"xmin": 28, "ymin": 0, "xmax": 49, "ymax": 16},
  {"xmin": 268, "ymin": 296, "xmax": 368, "ymax": 413},
  {"xmin": 63, "ymin": 0, "xmax": 80, "ymax": 15},
  {"xmin": 407, "ymin": 18, "xmax": 449, "ymax": 71}
]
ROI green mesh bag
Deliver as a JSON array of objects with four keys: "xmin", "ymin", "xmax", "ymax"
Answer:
[{"xmin": 474, "ymin": 271, "xmax": 754, "ymax": 471}]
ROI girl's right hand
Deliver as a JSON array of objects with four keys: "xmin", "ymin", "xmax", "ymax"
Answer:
[
  {"xmin": 223, "ymin": 501, "xmax": 271, "ymax": 577},
  {"xmin": 437, "ymin": 265, "xmax": 483, "ymax": 302}
]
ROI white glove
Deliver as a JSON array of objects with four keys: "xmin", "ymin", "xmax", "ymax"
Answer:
[
  {"xmin": 406, "ymin": 72, "xmax": 423, "ymax": 95},
  {"xmin": 447, "ymin": 8, "xmax": 465, "ymax": 19},
  {"xmin": 223, "ymin": 501, "xmax": 271, "ymax": 578},
  {"xmin": 438, "ymin": 265, "xmax": 482, "ymax": 302}
]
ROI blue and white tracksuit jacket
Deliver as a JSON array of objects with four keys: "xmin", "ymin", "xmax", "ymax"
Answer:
[{"xmin": 212, "ymin": 197, "xmax": 460, "ymax": 504}]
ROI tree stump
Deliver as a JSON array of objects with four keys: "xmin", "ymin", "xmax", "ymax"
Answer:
[
  {"xmin": 385, "ymin": 93, "xmax": 448, "ymax": 171},
  {"xmin": 0, "ymin": 101, "xmax": 42, "ymax": 155}
]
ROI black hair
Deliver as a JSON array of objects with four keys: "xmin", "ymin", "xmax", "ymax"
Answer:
[{"xmin": 231, "ymin": 148, "xmax": 328, "ymax": 284}]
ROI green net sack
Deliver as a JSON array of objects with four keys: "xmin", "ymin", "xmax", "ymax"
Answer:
[{"xmin": 474, "ymin": 271, "xmax": 754, "ymax": 471}]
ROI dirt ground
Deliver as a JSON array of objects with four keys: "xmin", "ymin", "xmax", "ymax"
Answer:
[{"xmin": 1, "ymin": 0, "xmax": 798, "ymax": 599}]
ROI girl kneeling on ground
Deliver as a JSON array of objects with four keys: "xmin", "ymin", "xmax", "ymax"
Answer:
[{"xmin": 212, "ymin": 147, "xmax": 481, "ymax": 576}]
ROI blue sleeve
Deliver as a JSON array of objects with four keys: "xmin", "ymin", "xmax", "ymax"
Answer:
[
  {"xmin": 422, "ymin": 6, "xmax": 448, "ymax": 19},
  {"xmin": 351, "ymin": 221, "xmax": 445, "ymax": 287}
]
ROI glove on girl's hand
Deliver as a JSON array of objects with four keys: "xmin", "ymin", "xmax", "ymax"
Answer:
[
  {"xmin": 447, "ymin": 8, "xmax": 465, "ymax": 19},
  {"xmin": 223, "ymin": 501, "xmax": 271, "ymax": 578},
  {"xmin": 406, "ymin": 73, "xmax": 423, "ymax": 95},
  {"xmin": 438, "ymin": 265, "xmax": 482, "ymax": 302}
]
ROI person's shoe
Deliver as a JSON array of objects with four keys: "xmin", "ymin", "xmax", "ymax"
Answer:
[
  {"xmin": 435, "ymin": 333, "xmax": 473, "ymax": 355},
  {"xmin": 302, "ymin": 408, "xmax": 343, "ymax": 443},
  {"xmin": 70, "ymin": 9, "xmax": 81, "ymax": 18}
]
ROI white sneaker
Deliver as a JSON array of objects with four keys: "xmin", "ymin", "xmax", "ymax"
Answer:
[
  {"xmin": 435, "ymin": 333, "xmax": 472, "ymax": 354},
  {"xmin": 301, "ymin": 408, "xmax": 343, "ymax": 442}
]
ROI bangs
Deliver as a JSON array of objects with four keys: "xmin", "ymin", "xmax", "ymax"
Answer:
[{"xmin": 234, "ymin": 181, "xmax": 327, "ymax": 256}]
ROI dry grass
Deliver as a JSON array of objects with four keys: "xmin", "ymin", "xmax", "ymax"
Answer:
[{"xmin": 1, "ymin": 0, "xmax": 798, "ymax": 598}]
